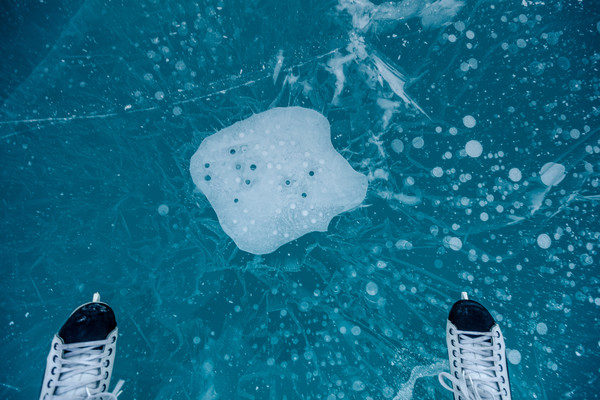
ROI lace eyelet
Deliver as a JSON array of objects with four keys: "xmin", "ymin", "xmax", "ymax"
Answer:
[
  {"xmin": 47, "ymin": 379, "xmax": 53, "ymax": 388},
  {"xmin": 105, "ymin": 371, "xmax": 109, "ymax": 379},
  {"xmin": 452, "ymin": 350, "xmax": 457, "ymax": 357},
  {"xmin": 504, "ymin": 388, "xmax": 508, "ymax": 395},
  {"xmin": 51, "ymin": 367, "xmax": 57, "ymax": 375},
  {"xmin": 453, "ymin": 360, "xmax": 457, "ymax": 367},
  {"xmin": 454, "ymin": 372, "xmax": 459, "ymax": 378},
  {"xmin": 449, "ymin": 328, "xmax": 454, "ymax": 335},
  {"xmin": 501, "ymin": 377, "xmax": 505, "ymax": 383},
  {"xmin": 52, "ymin": 355, "xmax": 58, "ymax": 363},
  {"xmin": 111, "ymin": 336, "xmax": 116, "ymax": 344},
  {"xmin": 499, "ymin": 364, "xmax": 503, "ymax": 371},
  {"xmin": 53, "ymin": 342, "xmax": 58, "ymax": 350},
  {"xmin": 108, "ymin": 348, "xmax": 113, "ymax": 356},
  {"xmin": 102, "ymin": 384, "xmax": 106, "ymax": 391},
  {"xmin": 104, "ymin": 360, "xmax": 110, "ymax": 367},
  {"xmin": 451, "ymin": 339, "xmax": 455, "ymax": 346}
]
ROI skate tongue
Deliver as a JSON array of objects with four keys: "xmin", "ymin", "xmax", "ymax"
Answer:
[{"xmin": 55, "ymin": 344, "xmax": 104, "ymax": 397}]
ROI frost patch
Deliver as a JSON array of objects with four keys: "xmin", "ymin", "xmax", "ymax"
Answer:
[{"xmin": 420, "ymin": 0, "xmax": 465, "ymax": 29}]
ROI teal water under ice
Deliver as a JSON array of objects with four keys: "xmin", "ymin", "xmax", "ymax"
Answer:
[{"xmin": 1, "ymin": 1, "xmax": 599, "ymax": 399}]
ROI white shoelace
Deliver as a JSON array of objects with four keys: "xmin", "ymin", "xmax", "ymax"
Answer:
[
  {"xmin": 438, "ymin": 330, "xmax": 503, "ymax": 400},
  {"xmin": 49, "ymin": 339, "xmax": 124, "ymax": 400}
]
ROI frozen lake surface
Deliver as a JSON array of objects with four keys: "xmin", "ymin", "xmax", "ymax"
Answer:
[{"xmin": 1, "ymin": 0, "xmax": 599, "ymax": 398}]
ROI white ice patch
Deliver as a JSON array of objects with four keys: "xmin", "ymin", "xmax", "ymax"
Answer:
[
  {"xmin": 540, "ymin": 162, "xmax": 566, "ymax": 186},
  {"xmin": 190, "ymin": 107, "xmax": 368, "ymax": 255}
]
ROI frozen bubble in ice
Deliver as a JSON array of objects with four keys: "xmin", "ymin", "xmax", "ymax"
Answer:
[
  {"xmin": 462, "ymin": 115, "xmax": 476, "ymax": 128},
  {"xmin": 351, "ymin": 380, "xmax": 365, "ymax": 391},
  {"xmin": 366, "ymin": 281, "xmax": 379, "ymax": 296},
  {"xmin": 540, "ymin": 162, "xmax": 566, "ymax": 186},
  {"xmin": 157, "ymin": 204, "xmax": 169, "ymax": 216},
  {"xmin": 508, "ymin": 168, "xmax": 522, "ymax": 182},
  {"xmin": 570, "ymin": 129, "xmax": 580, "ymax": 139},
  {"xmin": 412, "ymin": 137, "xmax": 424, "ymax": 149},
  {"xmin": 508, "ymin": 349, "xmax": 521, "ymax": 365},
  {"xmin": 190, "ymin": 107, "xmax": 368, "ymax": 254},
  {"xmin": 395, "ymin": 239, "xmax": 413, "ymax": 250},
  {"xmin": 536, "ymin": 322, "xmax": 548, "ymax": 335},
  {"xmin": 465, "ymin": 140, "xmax": 483, "ymax": 158},
  {"xmin": 391, "ymin": 139, "xmax": 404, "ymax": 153},
  {"xmin": 529, "ymin": 61, "xmax": 545, "ymax": 76},
  {"xmin": 454, "ymin": 21, "xmax": 465, "ymax": 31},
  {"xmin": 557, "ymin": 56, "xmax": 571, "ymax": 70},
  {"xmin": 432, "ymin": 166, "xmax": 443, "ymax": 177},
  {"xmin": 537, "ymin": 233, "xmax": 551, "ymax": 249}
]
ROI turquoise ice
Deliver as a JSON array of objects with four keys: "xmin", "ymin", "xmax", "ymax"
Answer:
[{"xmin": 1, "ymin": 0, "xmax": 598, "ymax": 398}]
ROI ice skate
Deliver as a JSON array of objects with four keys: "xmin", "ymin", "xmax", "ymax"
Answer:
[
  {"xmin": 438, "ymin": 292, "xmax": 511, "ymax": 400},
  {"xmin": 39, "ymin": 293, "xmax": 124, "ymax": 400}
]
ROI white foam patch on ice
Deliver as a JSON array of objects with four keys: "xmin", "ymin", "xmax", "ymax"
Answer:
[{"xmin": 190, "ymin": 107, "xmax": 368, "ymax": 255}]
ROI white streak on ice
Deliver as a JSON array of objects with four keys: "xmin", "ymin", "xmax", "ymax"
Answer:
[{"xmin": 393, "ymin": 360, "xmax": 447, "ymax": 400}]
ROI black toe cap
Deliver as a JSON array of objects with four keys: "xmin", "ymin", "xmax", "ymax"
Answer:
[
  {"xmin": 59, "ymin": 302, "xmax": 117, "ymax": 344},
  {"xmin": 449, "ymin": 299, "xmax": 495, "ymax": 332}
]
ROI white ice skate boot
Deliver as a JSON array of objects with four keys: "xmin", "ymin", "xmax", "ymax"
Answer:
[
  {"xmin": 39, "ymin": 293, "xmax": 124, "ymax": 400},
  {"xmin": 438, "ymin": 292, "xmax": 511, "ymax": 400}
]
